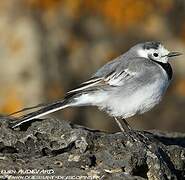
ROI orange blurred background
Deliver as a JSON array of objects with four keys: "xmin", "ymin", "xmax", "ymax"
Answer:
[{"xmin": 0, "ymin": 0, "xmax": 184, "ymax": 132}]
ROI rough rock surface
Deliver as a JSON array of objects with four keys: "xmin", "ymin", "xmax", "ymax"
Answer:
[{"xmin": 0, "ymin": 117, "xmax": 184, "ymax": 180}]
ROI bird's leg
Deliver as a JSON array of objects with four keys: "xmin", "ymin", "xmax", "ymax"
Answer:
[
  {"xmin": 121, "ymin": 118, "xmax": 132, "ymax": 132},
  {"xmin": 114, "ymin": 117, "xmax": 137, "ymax": 142},
  {"xmin": 121, "ymin": 118, "xmax": 140, "ymax": 141},
  {"xmin": 114, "ymin": 117, "xmax": 133, "ymax": 133},
  {"xmin": 122, "ymin": 118, "xmax": 151, "ymax": 143},
  {"xmin": 114, "ymin": 117, "xmax": 125, "ymax": 132},
  {"xmin": 114, "ymin": 117, "xmax": 150, "ymax": 143}
]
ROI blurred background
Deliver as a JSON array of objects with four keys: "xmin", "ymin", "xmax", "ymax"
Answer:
[{"xmin": 0, "ymin": 0, "xmax": 185, "ymax": 132}]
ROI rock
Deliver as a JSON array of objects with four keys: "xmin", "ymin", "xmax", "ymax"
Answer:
[{"xmin": 0, "ymin": 117, "xmax": 184, "ymax": 180}]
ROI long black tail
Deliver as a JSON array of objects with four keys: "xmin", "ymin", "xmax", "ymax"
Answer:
[
  {"xmin": 9, "ymin": 82, "xmax": 93, "ymax": 129},
  {"xmin": 9, "ymin": 99, "xmax": 70, "ymax": 129},
  {"xmin": 8, "ymin": 102, "xmax": 49, "ymax": 116}
]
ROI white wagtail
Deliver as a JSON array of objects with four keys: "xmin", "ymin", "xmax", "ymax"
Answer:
[{"xmin": 9, "ymin": 41, "xmax": 181, "ymax": 131}]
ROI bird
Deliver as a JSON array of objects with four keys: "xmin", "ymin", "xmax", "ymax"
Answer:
[{"xmin": 9, "ymin": 41, "xmax": 181, "ymax": 132}]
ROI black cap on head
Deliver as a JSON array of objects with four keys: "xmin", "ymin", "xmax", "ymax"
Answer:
[{"xmin": 143, "ymin": 41, "xmax": 161, "ymax": 50}]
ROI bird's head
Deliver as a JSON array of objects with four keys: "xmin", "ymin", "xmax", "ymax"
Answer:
[{"xmin": 132, "ymin": 41, "xmax": 181, "ymax": 63}]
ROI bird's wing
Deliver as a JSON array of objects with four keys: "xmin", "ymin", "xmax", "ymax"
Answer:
[
  {"xmin": 67, "ymin": 67, "xmax": 137, "ymax": 94},
  {"xmin": 67, "ymin": 57, "xmax": 150, "ymax": 95}
]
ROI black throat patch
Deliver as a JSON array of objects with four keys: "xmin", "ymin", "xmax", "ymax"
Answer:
[{"xmin": 153, "ymin": 60, "xmax": 173, "ymax": 80}]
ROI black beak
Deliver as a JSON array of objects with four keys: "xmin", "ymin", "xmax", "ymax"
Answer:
[{"xmin": 167, "ymin": 52, "xmax": 182, "ymax": 57}]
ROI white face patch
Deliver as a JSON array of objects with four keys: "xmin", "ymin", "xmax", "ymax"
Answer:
[
  {"xmin": 137, "ymin": 49, "xmax": 148, "ymax": 59},
  {"xmin": 137, "ymin": 44, "xmax": 170, "ymax": 63}
]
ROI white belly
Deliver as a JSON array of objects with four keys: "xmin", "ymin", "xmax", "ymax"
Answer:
[
  {"xmin": 100, "ymin": 79, "xmax": 170, "ymax": 118},
  {"xmin": 74, "ymin": 78, "xmax": 169, "ymax": 118}
]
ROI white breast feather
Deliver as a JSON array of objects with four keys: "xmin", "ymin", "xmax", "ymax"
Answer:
[{"xmin": 104, "ymin": 78, "xmax": 169, "ymax": 118}]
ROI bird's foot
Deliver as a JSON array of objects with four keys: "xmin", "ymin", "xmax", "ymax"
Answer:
[
  {"xmin": 114, "ymin": 117, "xmax": 151, "ymax": 144},
  {"xmin": 124, "ymin": 130, "xmax": 151, "ymax": 145}
]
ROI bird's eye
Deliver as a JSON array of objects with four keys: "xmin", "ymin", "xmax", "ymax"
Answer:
[{"xmin": 153, "ymin": 53, "xmax": 159, "ymax": 57}]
